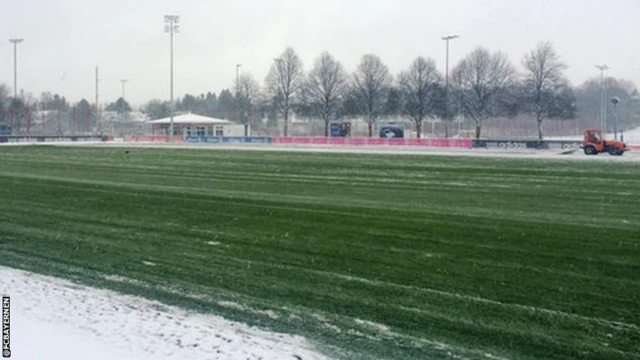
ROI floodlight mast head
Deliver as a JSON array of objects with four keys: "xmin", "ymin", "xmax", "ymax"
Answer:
[
  {"xmin": 164, "ymin": 15, "xmax": 180, "ymax": 33},
  {"xmin": 164, "ymin": 15, "xmax": 179, "ymax": 23}
]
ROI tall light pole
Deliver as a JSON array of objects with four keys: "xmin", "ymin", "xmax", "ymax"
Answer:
[
  {"xmin": 95, "ymin": 66, "xmax": 100, "ymax": 132},
  {"xmin": 442, "ymin": 35, "xmax": 459, "ymax": 138},
  {"xmin": 273, "ymin": 58, "xmax": 286, "ymax": 136},
  {"xmin": 164, "ymin": 15, "xmax": 179, "ymax": 136},
  {"xmin": 235, "ymin": 64, "xmax": 242, "ymax": 123},
  {"xmin": 611, "ymin": 97, "xmax": 620, "ymax": 140},
  {"xmin": 9, "ymin": 39, "xmax": 24, "ymax": 98},
  {"xmin": 120, "ymin": 79, "xmax": 130, "ymax": 99},
  {"xmin": 236, "ymin": 64, "xmax": 242, "ymax": 95},
  {"xmin": 595, "ymin": 65, "xmax": 609, "ymax": 131}
]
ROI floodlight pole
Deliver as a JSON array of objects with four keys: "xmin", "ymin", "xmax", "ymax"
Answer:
[
  {"xmin": 236, "ymin": 64, "xmax": 242, "ymax": 124},
  {"xmin": 442, "ymin": 35, "xmax": 459, "ymax": 138},
  {"xmin": 273, "ymin": 58, "xmax": 285, "ymax": 136},
  {"xmin": 9, "ymin": 39, "xmax": 24, "ymax": 98},
  {"xmin": 236, "ymin": 64, "xmax": 242, "ymax": 96},
  {"xmin": 611, "ymin": 98, "xmax": 619, "ymax": 140},
  {"xmin": 96, "ymin": 66, "xmax": 100, "ymax": 132},
  {"xmin": 595, "ymin": 65, "xmax": 609, "ymax": 131},
  {"xmin": 165, "ymin": 15, "xmax": 180, "ymax": 137}
]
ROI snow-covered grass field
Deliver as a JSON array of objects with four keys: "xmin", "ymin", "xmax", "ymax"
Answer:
[
  {"xmin": 1, "ymin": 144, "xmax": 639, "ymax": 359},
  {"xmin": 1, "ymin": 266, "xmax": 328, "ymax": 360}
]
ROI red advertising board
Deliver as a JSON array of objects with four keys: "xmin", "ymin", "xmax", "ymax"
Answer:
[{"xmin": 270, "ymin": 137, "xmax": 473, "ymax": 148}]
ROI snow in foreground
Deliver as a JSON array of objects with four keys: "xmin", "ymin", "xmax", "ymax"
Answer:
[{"xmin": 0, "ymin": 266, "xmax": 329, "ymax": 360}]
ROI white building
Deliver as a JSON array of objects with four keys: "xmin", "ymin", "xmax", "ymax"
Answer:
[{"xmin": 147, "ymin": 113, "xmax": 247, "ymax": 137}]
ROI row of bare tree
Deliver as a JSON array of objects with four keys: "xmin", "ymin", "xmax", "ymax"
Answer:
[
  {"xmin": 4, "ymin": 42, "xmax": 636, "ymax": 139},
  {"xmin": 232, "ymin": 41, "xmax": 576, "ymax": 139}
]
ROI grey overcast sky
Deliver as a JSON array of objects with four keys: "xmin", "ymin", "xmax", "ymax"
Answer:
[{"xmin": 1, "ymin": 0, "xmax": 638, "ymax": 106}]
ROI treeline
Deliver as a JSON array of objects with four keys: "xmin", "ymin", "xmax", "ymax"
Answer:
[
  {"xmin": 0, "ymin": 89, "xmax": 134, "ymax": 135},
  {"xmin": 2, "ymin": 41, "xmax": 639, "ymax": 138},
  {"xmin": 146, "ymin": 42, "xmax": 640, "ymax": 139},
  {"xmin": 0, "ymin": 87, "xmax": 102, "ymax": 135}
]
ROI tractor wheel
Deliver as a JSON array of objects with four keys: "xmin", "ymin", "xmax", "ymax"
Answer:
[
  {"xmin": 606, "ymin": 146, "xmax": 618, "ymax": 156},
  {"xmin": 584, "ymin": 146, "xmax": 597, "ymax": 155},
  {"xmin": 615, "ymin": 150, "xmax": 625, "ymax": 156}
]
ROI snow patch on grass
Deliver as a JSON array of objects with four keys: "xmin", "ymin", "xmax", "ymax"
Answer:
[
  {"xmin": 217, "ymin": 300, "xmax": 247, "ymax": 311},
  {"xmin": 312, "ymin": 313, "xmax": 328, "ymax": 322},
  {"xmin": 102, "ymin": 274, "xmax": 147, "ymax": 287},
  {"xmin": 310, "ymin": 313, "xmax": 342, "ymax": 334},
  {"xmin": 255, "ymin": 309, "xmax": 280, "ymax": 320},
  {"xmin": 355, "ymin": 318, "xmax": 391, "ymax": 333},
  {"xmin": 346, "ymin": 329, "xmax": 366, "ymax": 337},
  {"xmin": 2, "ymin": 266, "xmax": 330, "ymax": 360},
  {"xmin": 321, "ymin": 323, "xmax": 343, "ymax": 334}
]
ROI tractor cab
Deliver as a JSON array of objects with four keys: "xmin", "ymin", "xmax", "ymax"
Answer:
[
  {"xmin": 584, "ymin": 129, "xmax": 604, "ymax": 144},
  {"xmin": 582, "ymin": 129, "xmax": 629, "ymax": 156}
]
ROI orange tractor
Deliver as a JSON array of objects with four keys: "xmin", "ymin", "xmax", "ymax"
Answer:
[{"xmin": 581, "ymin": 129, "xmax": 629, "ymax": 156}]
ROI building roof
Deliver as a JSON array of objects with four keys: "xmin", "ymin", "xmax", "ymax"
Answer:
[{"xmin": 147, "ymin": 113, "xmax": 234, "ymax": 125}]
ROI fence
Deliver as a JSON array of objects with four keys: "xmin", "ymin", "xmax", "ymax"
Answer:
[
  {"xmin": 111, "ymin": 135, "xmax": 640, "ymax": 152},
  {"xmin": 179, "ymin": 136, "xmax": 474, "ymax": 148},
  {"xmin": 123, "ymin": 135, "xmax": 184, "ymax": 143},
  {"xmin": 0, "ymin": 135, "xmax": 111, "ymax": 143}
]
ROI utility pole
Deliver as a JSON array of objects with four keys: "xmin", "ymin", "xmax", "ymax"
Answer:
[
  {"xmin": 595, "ymin": 65, "xmax": 609, "ymax": 131},
  {"xmin": 236, "ymin": 64, "xmax": 242, "ymax": 96},
  {"xmin": 57, "ymin": 101, "xmax": 61, "ymax": 136},
  {"xmin": 95, "ymin": 66, "xmax": 100, "ymax": 132},
  {"xmin": 442, "ymin": 35, "xmax": 459, "ymax": 138},
  {"xmin": 41, "ymin": 103, "xmax": 45, "ymax": 134},
  {"xmin": 236, "ymin": 64, "xmax": 242, "ymax": 122},
  {"xmin": 9, "ymin": 39, "xmax": 24, "ymax": 98},
  {"xmin": 164, "ymin": 15, "xmax": 180, "ymax": 137}
]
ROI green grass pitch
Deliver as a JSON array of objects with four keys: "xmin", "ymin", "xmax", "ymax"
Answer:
[{"xmin": 0, "ymin": 146, "xmax": 639, "ymax": 359}]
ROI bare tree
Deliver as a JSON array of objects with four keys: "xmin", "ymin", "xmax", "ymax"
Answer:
[
  {"xmin": 398, "ymin": 57, "xmax": 442, "ymax": 138},
  {"xmin": 265, "ymin": 48, "xmax": 304, "ymax": 137},
  {"xmin": 235, "ymin": 73, "xmax": 261, "ymax": 137},
  {"xmin": 303, "ymin": 52, "xmax": 348, "ymax": 137},
  {"xmin": 522, "ymin": 41, "xmax": 572, "ymax": 140},
  {"xmin": 352, "ymin": 54, "xmax": 393, "ymax": 137},
  {"xmin": 452, "ymin": 47, "xmax": 516, "ymax": 139}
]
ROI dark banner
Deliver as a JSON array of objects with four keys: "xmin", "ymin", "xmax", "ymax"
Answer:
[
  {"xmin": 0, "ymin": 125, "xmax": 11, "ymax": 137},
  {"xmin": 379, "ymin": 124, "xmax": 405, "ymax": 139},
  {"xmin": 330, "ymin": 123, "xmax": 351, "ymax": 137}
]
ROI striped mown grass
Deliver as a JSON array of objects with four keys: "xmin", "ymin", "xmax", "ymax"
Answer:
[{"xmin": 0, "ymin": 146, "xmax": 639, "ymax": 359}]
